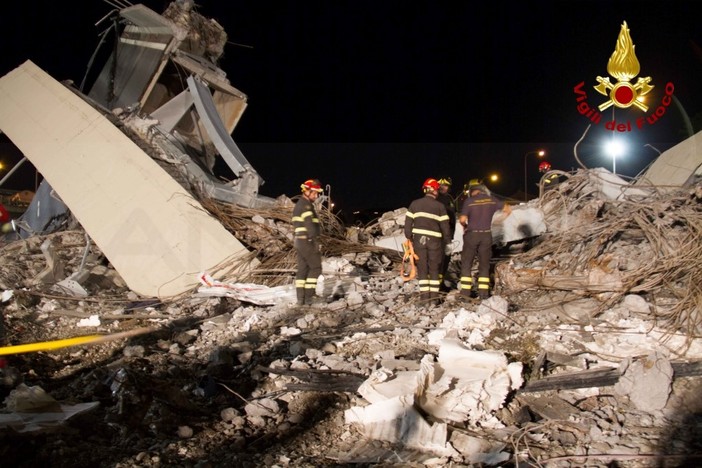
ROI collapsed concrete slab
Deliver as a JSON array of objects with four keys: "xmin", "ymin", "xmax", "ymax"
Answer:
[
  {"xmin": 0, "ymin": 61, "xmax": 255, "ymax": 298},
  {"xmin": 635, "ymin": 129, "xmax": 702, "ymax": 189}
]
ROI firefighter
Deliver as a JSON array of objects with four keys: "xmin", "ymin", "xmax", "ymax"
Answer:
[
  {"xmin": 458, "ymin": 181, "xmax": 511, "ymax": 300},
  {"xmin": 0, "ymin": 203, "xmax": 12, "ymax": 234},
  {"xmin": 436, "ymin": 177, "xmax": 456, "ymax": 290},
  {"xmin": 404, "ymin": 178, "xmax": 451, "ymax": 306},
  {"xmin": 292, "ymin": 179, "xmax": 324, "ymax": 306}
]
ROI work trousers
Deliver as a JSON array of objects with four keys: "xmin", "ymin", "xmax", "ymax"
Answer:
[
  {"xmin": 412, "ymin": 234, "xmax": 443, "ymax": 303},
  {"xmin": 295, "ymin": 239, "xmax": 322, "ymax": 305},
  {"xmin": 460, "ymin": 231, "xmax": 493, "ymax": 296}
]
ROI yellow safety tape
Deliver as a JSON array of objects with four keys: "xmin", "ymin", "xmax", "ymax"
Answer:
[{"xmin": 0, "ymin": 327, "xmax": 157, "ymax": 356}]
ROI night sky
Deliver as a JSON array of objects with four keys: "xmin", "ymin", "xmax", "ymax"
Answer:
[{"xmin": 2, "ymin": 1, "xmax": 702, "ymax": 213}]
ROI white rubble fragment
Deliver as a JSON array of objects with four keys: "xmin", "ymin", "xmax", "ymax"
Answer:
[
  {"xmin": 244, "ymin": 398, "xmax": 280, "ymax": 418},
  {"xmin": 77, "ymin": 315, "xmax": 100, "ymax": 327},
  {"xmin": 371, "ymin": 233, "xmax": 405, "ymax": 252},
  {"xmin": 344, "ymin": 394, "xmax": 456, "ymax": 456},
  {"xmin": 242, "ymin": 313, "xmax": 261, "ymax": 332},
  {"xmin": 588, "ymin": 167, "xmax": 651, "ymax": 201},
  {"xmin": 427, "ymin": 305, "xmax": 502, "ymax": 347},
  {"xmin": 420, "ymin": 339, "xmax": 522, "ymax": 425},
  {"xmin": 220, "ymin": 407, "xmax": 239, "ymax": 422},
  {"xmin": 280, "ymin": 327, "xmax": 301, "ymax": 336},
  {"xmin": 498, "ymin": 206, "xmax": 547, "ymax": 244},
  {"xmin": 622, "ymin": 294, "xmax": 650, "ymax": 314},
  {"xmin": 346, "ymin": 291, "xmax": 364, "ymax": 306},
  {"xmin": 1, "ymin": 290, "xmax": 12, "ymax": 302},
  {"xmin": 39, "ymin": 299, "xmax": 59, "ymax": 312},
  {"xmin": 449, "ymin": 432, "xmax": 510, "ymax": 465},
  {"xmin": 177, "ymin": 425, "xmax": 193, "ymax": 438},
  {"xmin": 614, "ymin": 351, "xmax": 673, "ymax": 412},
  {"xmin": 348, "ymin": 340, "xmax": 522, "ymax": 454},
  {"xmin": 197, "ymin": 273, "xmax": 295, "ymax": 305}
]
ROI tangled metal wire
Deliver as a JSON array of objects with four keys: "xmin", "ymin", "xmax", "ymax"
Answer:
[
  {"xmin": 198, "ymin": 196, "xmax": 399, "ymax": 287},
  {"xmin": 506, "ymin": 169, "xmax": 702, "ymax": 339}
]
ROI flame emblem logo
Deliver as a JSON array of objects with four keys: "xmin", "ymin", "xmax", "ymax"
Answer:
[{"xmin": 594, "ymin": 21, "xmax": 654, "ymax": 111}]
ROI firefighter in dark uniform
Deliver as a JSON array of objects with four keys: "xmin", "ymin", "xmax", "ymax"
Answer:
[
  {"xmin": 435, "ymin": 177, "xmax": 456, "ymax": 290},
  {"xmin": 404, "ymin": 178, "xmax": 451, "ymax": 306},
  {"xmin": 292, "ymin": 179, "xmax": 324, "ymax": 306},
  {"xmin": 458, "ymin": 181, "xmax": 512, "ymax": 299}
]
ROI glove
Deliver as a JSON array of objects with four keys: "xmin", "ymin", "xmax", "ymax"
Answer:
[{"xmin": 444, "ymin": 242, "xmax": 453, "ymax": 256}]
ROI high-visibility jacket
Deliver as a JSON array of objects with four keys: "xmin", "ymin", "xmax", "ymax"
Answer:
[
  {"xmin": 436, "ymin": 191, "xmax": 456, "ymax": 231},
  {"xmin": 404, "ymin": 194, "xmax": 451, "ymax": 241},
  {"xmin": 292, "ymin": 196, "xmax": 320, "ymax": 241}
]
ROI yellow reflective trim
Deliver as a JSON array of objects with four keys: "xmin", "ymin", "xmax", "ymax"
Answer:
[
  {"xmin": 412, "ymin": 211, "xmax": 445, "ymax": 222},
  {"xmin": 292, "ymin": 216, "xmax": 304, "ymax": 222},
  {"xmin": 301, "ymin": 211, "xmax": 314, "ymax": 219},
  {"xmin": 412, "ymin": 228, "xmax": 441, "ymax": 237},
  {"xmin": 295, "ymin": 280, "xmax": 306, "ymax": 287},
  {"xmin": 478, "ymin": 277, "xmax": 490, "ymax": 283},
  {"xmin": 478, "ymin": 284, "xmax": 490, "ymax": 290},
  {"xmin": 295, "ymin": 227, "xmax": 308, "ymax": 232}
]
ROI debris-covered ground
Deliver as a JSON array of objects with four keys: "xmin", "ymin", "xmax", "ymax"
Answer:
[{"xmin": 1, "ymin": 170, "xmax": 701, "ymax": 467}]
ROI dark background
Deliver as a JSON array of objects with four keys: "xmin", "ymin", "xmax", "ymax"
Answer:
[{"xmin": 1, "ymin": 1, "xmax": 701, "ymax": 214}]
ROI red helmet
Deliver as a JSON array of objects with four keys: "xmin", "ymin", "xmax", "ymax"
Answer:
[
  {"xmin": 300, "ymin": 179, "xmax": 323, "ymax": 193},
  {"xmin": 422, "ymin": 178, "xmax": 440, "ymax": 192},
  {"xmin": 538, "ymin": 161, "xmax": 552, "ymax": 173}
]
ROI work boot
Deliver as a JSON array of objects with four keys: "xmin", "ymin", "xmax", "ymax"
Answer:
[
  {"xmin": 418, "ymin": 291, "xmax": 432, "ymax": 307},
  {"xmin": 478, "ymin": 290, "xmax": 489, "ymax": 300},
  {"xmin": 304, "ymin": 289, "xmax": 320, "ymax": 306},
  {"xmin": 296, "ymin": 287, "xmax": 306, "ymax": 306}
]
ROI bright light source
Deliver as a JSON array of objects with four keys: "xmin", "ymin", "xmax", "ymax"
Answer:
[
  {"xmin": 604, "ymin": 139, "xmax": 626, "ymax": 174},
  {"xmin": 605, "ymin": 139, "xmax": 625, "ymax": 157},
  {"xmin": 489, "ymin": 173, "xmax": 499, "ymax": 182}
]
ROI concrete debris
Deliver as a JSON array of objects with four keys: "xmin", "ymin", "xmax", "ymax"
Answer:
[
  {"xmin": 0, "ymin": 1, "xmax": 702, "ymax": 465},
  {"xmin": 0, "ymin": 168, "xmax": 701, "ymax": 467}
]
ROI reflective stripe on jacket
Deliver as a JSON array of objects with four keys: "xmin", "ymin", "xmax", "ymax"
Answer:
[
  {"xmin": 292, "ymin": 197, "xmax": 320, "ymax": 240},
  {"xmin": 404, "ymin": 195, "xmax": 451, "ymax": 240}
]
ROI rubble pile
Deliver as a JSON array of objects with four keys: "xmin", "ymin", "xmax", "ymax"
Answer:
[
  {"xmin": 0, "ymin": 172, "xmax": 701, "ymax": 466},
  {"xmin": 500, "ymin": 169, "xmax": 702, "ymax": 336}
]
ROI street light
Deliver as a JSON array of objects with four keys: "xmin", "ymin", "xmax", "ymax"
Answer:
[
  {"xmin": 523, "ymin": 149, "xmax": 545, "ymax": 201},
  {"xmin": 604, "ymin": 140, "xmax": 625, "ymax": 175}
]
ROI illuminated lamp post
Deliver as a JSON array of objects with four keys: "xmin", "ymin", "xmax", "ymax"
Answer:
[
  {"xmin": 605, "ymin": 139, "xmax": 625, "ymax": 175},
  {"xmin": 523, "ymin": 149, "xmax": 545, "ymax": 201}
]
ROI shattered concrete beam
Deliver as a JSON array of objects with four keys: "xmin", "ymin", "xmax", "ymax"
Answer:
[{"xmin": 0, "ymin": 61, "xmax": 255, "ymax": 298}]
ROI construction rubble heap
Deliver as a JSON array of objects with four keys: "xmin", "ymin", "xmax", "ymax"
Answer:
[
  {"xmin": 0, "ymin": 168, "xmax": 701, "ymax": 467},
  {"xmin": 1, "ymin": 1, "xmax": 701, "ymax": 466}
]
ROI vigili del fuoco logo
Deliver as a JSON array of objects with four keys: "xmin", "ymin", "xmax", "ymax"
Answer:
[{"xmin": 573, "ymin": 21, "xmax": 674, "ymax": 132}]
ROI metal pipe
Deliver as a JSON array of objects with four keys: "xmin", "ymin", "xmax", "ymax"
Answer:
[{"xmin": 0, "ymin": 157, "xmax": 28, "ymax": 188}]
